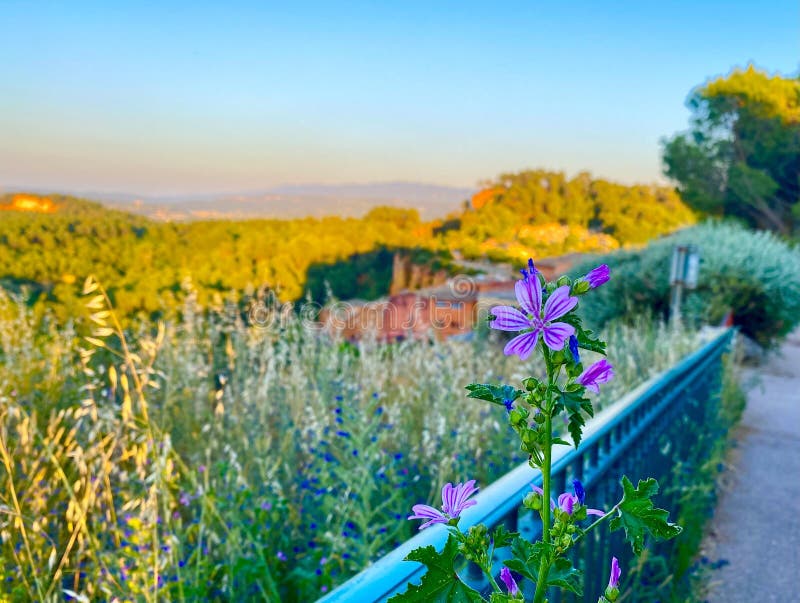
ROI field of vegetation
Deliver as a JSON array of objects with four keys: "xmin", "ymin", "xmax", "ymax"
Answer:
[{"xmin": 0, "ymin": 284, "xmax": 703, "ymax": 602}]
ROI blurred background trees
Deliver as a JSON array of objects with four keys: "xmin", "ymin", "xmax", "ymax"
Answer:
[{"xmin": 663, "ymin": 66, "xmax": 800, "ymax": 235}]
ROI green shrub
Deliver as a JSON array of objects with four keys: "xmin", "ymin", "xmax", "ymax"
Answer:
[{"xmin": 574, "ymin": 221, "xmax": 800, "ymax": 347}]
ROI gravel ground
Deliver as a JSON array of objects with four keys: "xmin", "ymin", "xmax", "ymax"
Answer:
[{"xmin": 701, "ymin": 330, "xmax": 800, "ymax": 602}]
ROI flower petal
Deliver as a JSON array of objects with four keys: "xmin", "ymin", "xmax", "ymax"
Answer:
[
  {"xmin": 515, "ymin": 276, "xmax": 542, "ymax": 317},
  {"xmin": 542, "ymin": 285, "xmax": 578, "ymax": 322},
  {"xmin": 489, "ymin": 306, "xmax": 530, "ymax": 331},
  {"xmin": 408, "ymin": 504, "xmax": 445, "ymax": 521},
  {"xmin": 503, "ymin": 330, "xmax": 540, "ymax": 360},
  {"xmin": 587, "ymin": 508, "xmax": 606, "ymax": 517},
  {"xmin": 417, "ymin": 516, "xmax": 448, "ymax": 530},
  {"xmin": 441, "ymin": 483, "xmax": 455, "ymax": 516},
  {"xmin": 542, "ymin": 322, "xmax": 575, "ymax": 350},
  {"xmin": 451, "ymin": 480, "xmax": 479, "ymax": 516}
]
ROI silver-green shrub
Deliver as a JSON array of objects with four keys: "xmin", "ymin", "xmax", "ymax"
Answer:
[{"xmin": 574, "ymin": 221, "xmax": 800, "ymax": 347}]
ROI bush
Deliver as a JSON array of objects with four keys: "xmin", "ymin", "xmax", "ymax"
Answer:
[{"xmin": 573, "ymin": 221, "xmax": 800, "ymax": 347}]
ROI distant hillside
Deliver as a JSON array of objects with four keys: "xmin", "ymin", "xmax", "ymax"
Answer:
[{"xmin": 0, "ymin": 171, "xmax": 695, "ymax": 319}]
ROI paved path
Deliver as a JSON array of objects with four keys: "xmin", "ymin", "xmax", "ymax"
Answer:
[{"xmin": 702, "ymin": 330, "xmax": 800, "ymax": 602}]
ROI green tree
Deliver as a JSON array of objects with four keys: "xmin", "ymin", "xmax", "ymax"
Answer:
[{"xmin": 662, "ymin": 65, "xmax": 800, "ymax": 235}]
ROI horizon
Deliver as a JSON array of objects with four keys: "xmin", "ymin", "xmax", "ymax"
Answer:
[{"xmin": 1, "ymin": 1, "xmax": 798, "ymax": 197}]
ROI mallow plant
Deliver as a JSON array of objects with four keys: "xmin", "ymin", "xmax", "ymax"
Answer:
[{"xmin": 396, "ymin": 260, "xmax": 682, "ymax": 602}]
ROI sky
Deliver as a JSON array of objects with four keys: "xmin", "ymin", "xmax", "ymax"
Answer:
[{"xmin": 0, "ymin": 1, "xmax": 798, "ymax": 196}]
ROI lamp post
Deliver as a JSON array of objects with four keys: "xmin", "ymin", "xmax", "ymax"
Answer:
[{"xmin": 669, "ymin": 245, "xmax": 699, "ymax": 324}]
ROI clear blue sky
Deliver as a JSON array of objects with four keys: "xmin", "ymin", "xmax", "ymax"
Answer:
[{"xmin": 1, "ymin": 1, "xmax": 797, "ymax": 195}]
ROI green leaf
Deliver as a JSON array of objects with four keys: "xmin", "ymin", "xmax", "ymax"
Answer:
[
  {"xmin": 547, "ymin": 557, "xmax": 583, "ymax": 595},
  {"xmin": 388, "ymin": 535, "xmax": 484, "ymax": 602},
  {"xmin": 503, "ymin": 537, "xmax": 547, "ymax": 582},
  {"xmin": 466, "ymin": 383, "xmax": 523, "ymax": 407},
  {"xmin": 609, "ymin": 476, "xmax": 683, "ymax": 556},
  {"xmin": 566, "ymin": 412, "xmax": 585, "ymax": 448},
  {"xmin": 558, "ymin": 389, "xmax": 594, "ymax": 448},
  {"xmin": 492, "ymin": 525, "xmax": 517, "ymax": 549},
  {"xmin": 560, "ymin": 315, "xmax": 607, "ymax": 355}
]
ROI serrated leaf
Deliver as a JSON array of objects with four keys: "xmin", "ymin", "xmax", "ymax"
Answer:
[
  {"xmin": 465, "ymin": 383, "xmax": 522, "ymax": 407},
  {"xmin": 503, "ymin": 537, "xmax": 547, "ymax": 583},
  {"xmin": 492, "ymin": 525, "xmax": 517, "ymax": 549},
  {"xmin": 559, "ymin": 389, "xmax": 594, "ymax": 448},
  {"xmin": 552, "ymin": 437, "xmax": 572, "ymax": 447},
  {"xmin": 609, "ymin": 476, "xmax": 683, "ymax": 556},
  {"xmin": 546, "ymin": 557, "xmax": 583, "ymax": 595},
  {"xmin": 388, "ymin": 535, "xmax": 484, "ymax": 602}
]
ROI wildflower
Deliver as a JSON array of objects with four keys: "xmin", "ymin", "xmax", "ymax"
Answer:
[
  {"xmin": 569, "ymin": 335, "xmax": 580, "ymax": 363},
  {"xmin": 608, "ymin": 556, "xmax": 621, "ymax": 589},
  {"xmin": 500, "ymin": 566, "xmax": 520, "ymax": 597},
  {"xmin": 577, "ymin": 359, "xmax": 615, "ymax": 393},
  {"xmin": 490, "ymin": 259, "xmax": 578, "ymax": 359},
  {"xmin": 277, "ymin": 551, "xmax": 287, "ymax": 561},
  {"xmin": 503, "ymin": 398, "xmax": 514, "ymax": 413},
  {"xmin": 408, "ymin": 480, "xmax": 479, "ymax": 530},
  {"xmin": 532, "ymin": 480, "xmax": 605, "ymax": 517},
  {"xmin": 579, "ymin": 264, "xmax": 610, "ymax": 289}
]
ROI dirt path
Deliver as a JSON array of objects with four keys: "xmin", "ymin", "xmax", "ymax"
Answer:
[{"xmin": 702, "ymin": 330, "xmax": 800, "ymax": 602}]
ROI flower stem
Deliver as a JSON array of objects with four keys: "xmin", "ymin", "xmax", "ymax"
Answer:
[
  {"xmin": 533, "ymin": 409, "xmax": 552, "ymax": 603},
  {"xmin": 572, "ymin": 503, "xmax": 619, "ymax": 547}
]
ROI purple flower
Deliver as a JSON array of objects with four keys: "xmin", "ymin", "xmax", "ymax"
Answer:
[
  {"xmin": 577, "ymin": 359, "xmax": 615, "ymax": 394},
  {"xmin": 408, "ymin": 480, "xmax": 479, "ymax": 530},
  {"xmin": 557, "ymin": 492, "xmax": 576, "ymax": 515},
  {"xmin": 608, "ymin": 556, "xmax": 621, "ymax": 589},
  {"xmin": 580, "ymin": 264, "xmax": 610, "ymax": 289},
  {"xmin": 532, "ymin": 482, "xmax": 605, "ymax": 517},
  {"xmin": 490, "ymin": 259, "xmax": 578, "ymax": 359},
  {"xmin": 569, "ymin": 335, "xmax": 580, "ymax": 363},
  {"xmin": 276, "ymin": 551, "xmax": 287, "ymax": 562},
  {"xmin": 500, "ymin": 566, "xmax": 520, "ymax": 596}
]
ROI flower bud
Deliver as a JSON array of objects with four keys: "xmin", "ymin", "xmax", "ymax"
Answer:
[
  {"xmin": 573, "ymin": 279, "xmax": 591, "ymax": 295},
  {"xmin": 523, "ymin": 492, "xmax": 542, "ymax": 511},
  {"xmin": 556, "ymin": 275, "xmax": 571, "ymax": 287}
]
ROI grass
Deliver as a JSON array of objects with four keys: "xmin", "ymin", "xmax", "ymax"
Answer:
[{"xmin": 0, "ymin": 285, "xmax": 703, "ymax": 602}]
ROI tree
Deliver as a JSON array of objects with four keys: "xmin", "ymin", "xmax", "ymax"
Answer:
[{"xmin": 662, "ymin": 65, "xmax": 800, "ymax": 235}]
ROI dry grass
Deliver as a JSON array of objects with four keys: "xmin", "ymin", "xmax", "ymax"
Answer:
[{"xmin": 0, "ymin": 285, "xmax": 700, "ymax": 601}]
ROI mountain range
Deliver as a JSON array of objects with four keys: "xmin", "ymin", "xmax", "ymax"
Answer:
[{"xmin": 1, "ymin": 182, "xmax": 475, "ymax": 221}]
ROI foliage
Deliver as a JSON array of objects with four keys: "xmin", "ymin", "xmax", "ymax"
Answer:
[
  {"xmin": 573, "ymin": 221, "xmax": 800, "ymax": 347},
  {"xmin": 0, "ymin": 172, "xmax": 694, "ymax": 320},
  {"xmin": 446, "ymin": 170, "xmax": 695, "ymax": 262},
  {"xmin": 609, "ymin": 477, "xmax": 682, "ymax": 556},
  {"xmin": 398, "ymin": 262, "xmax": 683, "ymax": 602},
  {"xmin": 388, "ymin": 536, "xmax": 483, "ymax": 603},
  {"xmin": 662, "ymin": 65, "xmax": 800, "ymax": 235},
  {"xmin": 0, "ymin": 286, "xmax": 701, "ymax": 601}
]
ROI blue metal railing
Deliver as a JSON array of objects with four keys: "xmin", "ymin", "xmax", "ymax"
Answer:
[{"xmin": 319, "ymin": 328, "xmax": 734, "ymax": 602}]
